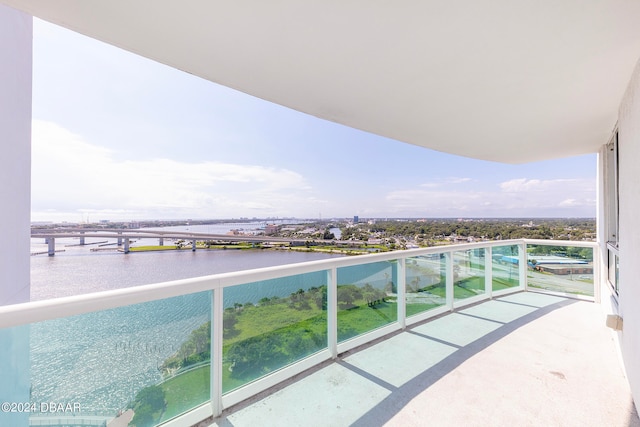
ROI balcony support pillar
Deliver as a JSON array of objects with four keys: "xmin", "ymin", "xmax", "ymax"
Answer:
[{"xmin": 0, "ymin": 7, "xmax": 32, "ymax": 426}]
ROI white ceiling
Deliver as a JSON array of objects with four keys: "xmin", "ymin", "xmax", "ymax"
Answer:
[{"xmin": 4, "ymin": 0, "xmax": 640, "ymax": 163}]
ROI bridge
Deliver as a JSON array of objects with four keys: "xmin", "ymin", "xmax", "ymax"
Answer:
[{"xmin": 30, "ymin": 228, "xmax": 352, "ymax": 256}]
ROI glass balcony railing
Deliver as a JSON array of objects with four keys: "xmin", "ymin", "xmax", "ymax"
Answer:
[
  {"xmin": 453, "ymin": 248, "xmax": 486, "ymax": 302},
  {"xmin": 223, "ymin": 272, "xmax": 328, "ymax": 393},
  {"xmin": 0, "ymin": 239, "xmax": 597, "ymax": 427},
  {"xmin": 405, "ymin": 254, "xmax": 446, "ymax": 317},
  {"xmin": 337, "ymin": 261, "xmax": 398, "ymax": 343},
  {"xmin": 491, "ymin": 244, "xmax": 520, "ymax": 292},
  {"xmin": 525, "ymin": 240, "xmax": 595, "ymax": 297}
]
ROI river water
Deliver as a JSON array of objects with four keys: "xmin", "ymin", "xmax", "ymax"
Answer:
[
  {"xmin": 30, "ymin": 222, "xmax": 339, "ymax": 300},
  {"xmin": 28, "ymin": 223, "xmax": 347, "ymax": 418}
]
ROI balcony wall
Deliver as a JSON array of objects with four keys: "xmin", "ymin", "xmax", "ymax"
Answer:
[
  {"xmin": 0, "ymin": 239, "xmax": 599, "ymax": 427},
  {"xmin": 616, "ymin": 54, "xmax": 640, "ymax": 410}
]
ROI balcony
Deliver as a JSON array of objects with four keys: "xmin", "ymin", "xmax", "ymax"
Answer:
[{"xmin": 0, "ymin": 239, "xmax": 634, "ymax": 427}]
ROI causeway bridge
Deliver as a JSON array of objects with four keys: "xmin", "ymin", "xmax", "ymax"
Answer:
[{"xmin": 31, "ymin": 228, "xmax": 344, "ymax": 256}]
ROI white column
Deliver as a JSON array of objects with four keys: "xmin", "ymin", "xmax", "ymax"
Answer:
[
  {"xmin": 0, "ymin": 4, "xmax": 31, "ymax": 305},
  {"xmin": 0, "ymin": 5, "xmax": 32, "ymax": 426}
]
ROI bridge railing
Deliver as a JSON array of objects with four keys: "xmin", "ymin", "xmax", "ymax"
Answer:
[{"xmin": 0, "ymin": 239, "xmax": 597, "ymax": 427}]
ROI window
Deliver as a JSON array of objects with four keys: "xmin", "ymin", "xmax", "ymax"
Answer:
[{"xmin": 605, "ymin": 131, "xmax": 619, "ymax": 294}]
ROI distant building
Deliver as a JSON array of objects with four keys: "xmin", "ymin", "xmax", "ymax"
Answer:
[
  {"xmin": 353, "ymin": 215, "xmax": 359, "ymax": 224},
  {"xmin": 535, "ymin": 263, "xmax": 593, "ymax": 275},
  {"xmin": 264, "ymin": 224, "xmax": 279, "ymax": 235},
  {"xmin": 500, "ymin": 255, "xmax": 594, "ymax": 275}
]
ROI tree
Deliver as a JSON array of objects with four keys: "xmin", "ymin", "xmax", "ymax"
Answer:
[
  {"xmin": 338, "ymin": 287, "xmax": 354, "ymax": 306},
  {"xmin": 130, "ymin": 385, "xmax": 166, "ymax": 427},
  {"xmin": 323, "ymin": 230, "xmax": 335, "ymax": 240}
]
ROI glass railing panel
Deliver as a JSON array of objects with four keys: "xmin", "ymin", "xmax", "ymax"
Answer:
[
  {"xmin": 527, "ymin": 244, "xmax": 594, "ymax": 297},
  {"xmin": 491, "ymin": 244, "xmax": 520, "ymax": 291},
  {"xmin": 222, "ymin": 271, "xmax": 328, "ymax": 393},
  {"xmin": 453, "ymin": 248, "xmax": 486, "ymax": 301},
  {"xmin": 336, "ymin": 261, "xmax": 398, "ymax": 342},
  {"xmin": 405, "ymin": 254, "xmax": 446, "ymax": 317},
  {"xmin": 26, "ymin": 291, "xmax": 212, "ymax": 427},
  {"xmin": 0, "ymin": 325, "xmax": 30, "ymax": 427}
]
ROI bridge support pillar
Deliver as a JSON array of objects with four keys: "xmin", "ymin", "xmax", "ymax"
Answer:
[
  {"xmin": 159, "ymin": 237, "xmax": 164, "ymax": 246},
  {"xmin": 48, "ymin": 237, "xmax": 55, "ymax": 256},
  {"xmin": 79, "ymin": 232, "xmax": 85, "ymax": 245},
  {"xmin": 192, "ymin": 239, "xmax": 197, "ymax": 251},
  {"xmin": 117, "ymin": 232, "xmax": 122, "ymax": 246},
  {"xmin": 124, "ymin": 238, "xmax": 130, "ymax": 254}
]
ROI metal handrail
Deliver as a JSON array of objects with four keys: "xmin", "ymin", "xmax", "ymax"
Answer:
[{"xmin": 0, "ymin": 238, "xmax": 597, "ymax": 328}]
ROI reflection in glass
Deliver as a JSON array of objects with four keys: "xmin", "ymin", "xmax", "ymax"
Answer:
[
  {"xmin": 29, "ymin": 291, "xmax": 212, "ymax": 426},
  {"xmin": 223, "ymin": 272, "xmax": 328, "ymax": 393},
  {"xmin": 405, "ymin": 254, "xmax": 446, "ymax": 317},
  {"xmin": 453, "ymin": 248, "xmax": 486, "ymax": 301},
  {"xmin": 527, "ymin": 245, "xmax": 594, "ymax": 297},
  {"xmin": 336, "ymin": 261, "xmax": 398, "ymax": 342},
  {"xmin": 492, "ymin": 245, "xmax": 520, "ymax": 291}
]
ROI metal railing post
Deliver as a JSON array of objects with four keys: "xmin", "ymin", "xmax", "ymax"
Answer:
[
  {"xmin": 485, "ymin": 246, "xmax": 493, "ymax": 298},
  {"xmin": 327, "ymin": 267, "xmax": 338, "ymax": 359},
  {"xmin": 445, "ymin": 252, "xmax": 454, "ymax": 310},
  {"xmin": 398, "ymin": 258, "xmax": 406, "ymax": 329},
  {"xmin": 519, "ymin": 242, "xmax": 528, "ymax": 290},
  {"xmin": 211, "ymin": 287, "xmax": 223, "ymax": 417}
]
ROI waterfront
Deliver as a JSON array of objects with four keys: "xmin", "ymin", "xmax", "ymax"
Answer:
[
  {"xmin": 29, "ymin": 222, "xmax": 344, "ymax": 418},
  {"xmin": 30, "ymin": 222, "xmax": 332, "ymax": 301}
]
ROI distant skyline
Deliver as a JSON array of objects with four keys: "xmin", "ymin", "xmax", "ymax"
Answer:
[{"xmin": 31, "ymin": 19, "xmax": 596, "ymax": 223}]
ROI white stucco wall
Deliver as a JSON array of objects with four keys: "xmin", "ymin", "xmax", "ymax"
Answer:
[
  {"xmin": 617, "ymin": 56, "xmax": 640, "ymax": 411},
  {"xmin": 0, "ymin": 4, "xmax": 31, "ymax": 306},
  {"xmin": 0, "ymin": 6, "xmax": 31, "ymax": 425}
]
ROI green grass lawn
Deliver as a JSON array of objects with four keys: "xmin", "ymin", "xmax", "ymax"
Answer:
[
  {"xmin": 406, "ymin": 302, "xmax": 443, "ymax": 317},
  {"xmin": 225, "ymin": 302, "xmax": 325, "ymax": 346},
  {"xmin": 159, "ymin": 365, "xmax": 210, "ymax": 423},
  {"xmin": 129, "ymin": 245, "xmax": 177, "ymax": 252},
  {"xmin": 160, "ymin": 276, "xmax": 508, "ymax": 409},
  {"xmin": 427, "ymin": 282, "xmax": 479, "ymax": 299},
  {"xmin": 492, "ymin": 276, "xmax": 519, "ymax": 290},
  {"xmin": 336, "ymin": 301, "xmax": 397, "ymax": 341}
]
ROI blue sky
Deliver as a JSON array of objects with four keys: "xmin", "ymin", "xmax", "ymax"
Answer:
[{"xmin": 31, "ymin": 19, "xmax": 596, "ymax": 222}]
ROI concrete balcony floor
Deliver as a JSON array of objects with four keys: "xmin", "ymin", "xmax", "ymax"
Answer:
[{"xmin": 207, "ymin": 292, "xmax": 639, "ymax": 427}]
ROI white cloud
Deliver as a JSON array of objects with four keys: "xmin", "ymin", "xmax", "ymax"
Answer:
[
  {"xmin": 31, "ymin": 120, "xmax": 316, "ymax": 220},
  {"xmin": 499, "ymin": 178, "xmax": 592, "ymax": 194},
  {"xmin": 382, "ymin": 177, "xmax": 595, "ymax": 218},
  {"xmin": 420, "ymin": 177, "xmax": 472, "ymax": 188}
]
